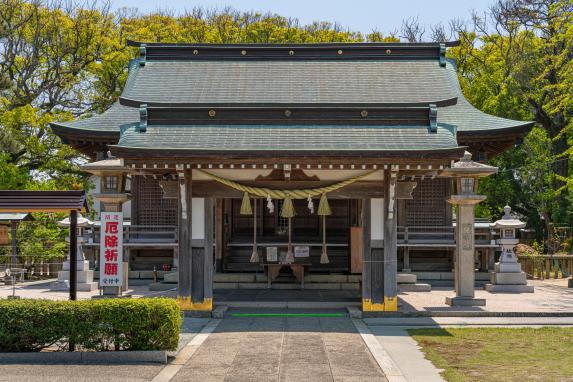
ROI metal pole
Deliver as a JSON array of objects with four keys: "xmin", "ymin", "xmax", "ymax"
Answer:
[
  {"xmin": 10, "ymin": 221, "xmax": 17, "ymax": 268},
  {"xmin": 69, "ymin": 210, "xmax": 77, "ymax": 301}
]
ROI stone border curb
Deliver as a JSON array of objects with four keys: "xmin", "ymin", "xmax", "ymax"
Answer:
[
  {"xmin": 151, "ymin": 318, "xmax": 222, "ymax": 382},
  {"xmin": 0, "ymin": 350, "xmax": 167, "ymax": 364},
  {"xmin": 351, "ymin": 319, "xmax": 407, "ymax": 382},
  {"xmin": 364, "ymin": 311, "xmax": 573, "ymax": 318}
]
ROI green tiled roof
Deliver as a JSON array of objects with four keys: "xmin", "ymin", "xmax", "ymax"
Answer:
[
  {"xmin": 53, "ymin": 59, "xmax": 532, "ymax": 137},
  {"xmin": 114, "ymin": 124, "xmax": 459, "ymax": 153},
  {"xmin": 52, "ymin": 102, "xmax": 139, "ymax": 132},
  {"xmin": 120, "ymin": 60, "xmax": 459, "ymax": 105}
]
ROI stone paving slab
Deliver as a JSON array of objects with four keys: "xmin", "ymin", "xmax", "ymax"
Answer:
[
  {"xmin": 368, "ymin": 326, "xmax": 444, "ymax": 382},
  {"xmin": 171, "ymin": 312, "xmax": 387, "ymax": 382},
  {"xmin": 399, "ymin": 280, "xmax": 573, "ymax": 313},
  {"xmin": 365, "ymin": 316, "xmax": 573, "ymax": 327}
]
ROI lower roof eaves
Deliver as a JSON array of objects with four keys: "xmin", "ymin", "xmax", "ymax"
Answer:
[{"xmin": 110, "ymin": 123, "xmax": 465, "ymax": 160}]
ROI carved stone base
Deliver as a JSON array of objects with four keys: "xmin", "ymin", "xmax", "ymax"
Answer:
[
  {"xmin": 445, "ymin": 296, "xmax": 486, "ymax": 307},
  {"xmin": 484, "ymin": 284, "xmax": 534, "ymax": 293},
  {"xmin": 490, "ymin": 271, "xmax": 528, "ymax": 285}
]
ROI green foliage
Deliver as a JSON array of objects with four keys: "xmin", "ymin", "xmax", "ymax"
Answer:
[
  {"xmin": 0, "ymin": 298, "xmax": 182, "ymax": 352},
  {"xmin": 14, "ymin": 214, "xmax": 68, "ymax": 264},
  {"xmin": 449, "ymin": 1, "xmax": 573, "ymax": 246}
]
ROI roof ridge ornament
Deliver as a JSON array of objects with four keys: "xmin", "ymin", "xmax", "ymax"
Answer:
[
  {"xmin": 429, "ymin": 104, "xmax": 438, "ymax": 133},
  {"xmin": 139, "ymin": 104, "xmax": 147, "ymax": 132},
  {"xmin": 439, "ymin": 43, "xmax": 446, "ymax": 67},
  {"xmin": 139, "ymin": 44, "xmax": 146, "ymax": 67}
]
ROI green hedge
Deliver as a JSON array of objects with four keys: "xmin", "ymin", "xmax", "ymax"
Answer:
[{"xmin": 0, "ymin": 298, "xmax": 181, "ymax": 352}]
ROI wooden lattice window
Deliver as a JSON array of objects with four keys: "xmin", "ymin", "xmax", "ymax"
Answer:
[
  {"xmin": 405, "ymin": 178, "xmax": 451, "ymax": 227},
  {"xmin": 133, "ymin": 176, "xmax": 177, "ymax": 226}
]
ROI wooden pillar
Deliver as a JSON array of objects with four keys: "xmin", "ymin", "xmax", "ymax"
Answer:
[
  {"xmin": 215, "ymin": 199, "xmax": 224, "ymax": 273},
  {"xmin": 178, "ymin": 169, "xmax": 192, "ymax": 303},
  {"xmin": 203, "ymin": 198, "xmax": 214, "ymax": 306},
  {"xmin": 383, "ymin": 169, "xmax": 398, "ymax": 311},
  {"xmin": 177, "ymin": 168, "xmax": 214, "ymax": 312},
  {"xmin": 69, "ymin": 210, "xmax": 77, "ymax": 301},
  {"xmin": 362, "ymin": 170, "xmax": 398, "ymax": 313},
  {"xmin": 403, "ymin": 247, "xmax": 410, "ymax": 272},
  {"xmin": 361, "ymin": 198, "xmax": 374, "ymax": 309}
]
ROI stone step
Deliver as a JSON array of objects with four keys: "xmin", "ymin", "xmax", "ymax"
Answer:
[
  {"xmin": 484, "ymin": 283, "xmax": 534, "ymax": 293},
  {"xmin": 148, "ymin": 282, "xmax": 178, "ymax": 291},
  {"xmin": 414, "ymin": 272, "xmax": 490, "ymax": 281},
  {"xmin": 398, "ymin": 283, "xmax": 432, "ymax": 292}
]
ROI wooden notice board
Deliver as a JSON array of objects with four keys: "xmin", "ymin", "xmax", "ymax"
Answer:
[
  {"xmin": 0, "ymin": 225, "xmax": 8, "ymax": 245},
  {"xmin": 350, "ymin": 226, "xmax": 363, "ymax": 274}
]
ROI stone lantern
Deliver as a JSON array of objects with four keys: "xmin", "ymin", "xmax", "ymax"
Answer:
[
  {"xmin": 441, "ymin": 151, "xmax": 497, "ymax": 306},
  {"xmin": 81, "ymin": 155, "xmax": 131, "ymax": 296},
  {"xmin": 51, "ymin": 214, "xmax": 98, "ymax": 291},
  {"xmin": 485, "ymin": 206, "xmax": 534, "ymax": 292}
]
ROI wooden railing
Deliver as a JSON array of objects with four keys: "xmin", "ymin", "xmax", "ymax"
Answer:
[
  {"xmin": 518, "ymin": 254, "xmax": 573, "ymax": 279},
  {"xmin": 397, "ymin": 226, "xmax": 493, "ymax": 245},
  {"xmin": 86, "ymin": 225, "xmax": 178, "ymax": 244},
  {"xmin": 398, "ymin": 226, "xmax": 454, "ymax": 244}
]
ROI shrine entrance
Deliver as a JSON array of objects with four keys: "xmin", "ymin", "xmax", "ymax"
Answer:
[{"xmin": 220, "ymin": 198, "xmax": 362, "ymax": 275}]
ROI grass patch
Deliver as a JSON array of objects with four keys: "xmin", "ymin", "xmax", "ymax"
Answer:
[{"xmin": 408, "ymin": 327, "xmax": 573, "ymax": 382}]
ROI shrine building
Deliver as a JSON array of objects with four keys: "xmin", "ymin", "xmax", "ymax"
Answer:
[{"xmin": 51, "ymin": 41, "xmax": 533, "ymax": 312}]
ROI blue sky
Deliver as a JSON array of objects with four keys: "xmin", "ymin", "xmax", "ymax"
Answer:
[{"xmin": 110, "ymin": 0, "xmax": 493, "ymax": 36}]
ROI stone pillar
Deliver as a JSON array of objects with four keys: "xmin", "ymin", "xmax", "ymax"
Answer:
[
  {"xmin": 446, "ymin": 202, "xmax": 484, "ymax": 305},
  {"xmin": 177, "ymin": 169, "xmax": 214, "ymax": 313}
]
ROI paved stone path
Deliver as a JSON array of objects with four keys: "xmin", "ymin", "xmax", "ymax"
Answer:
[{"xmin": 171, "ymin": 312, "xmax": 387, "ymax": 382}]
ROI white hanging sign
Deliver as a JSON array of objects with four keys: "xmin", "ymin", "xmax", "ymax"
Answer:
[
  {"xmin": 294, "ymin": 246, "xmax": 310, "ymax": 258},
  {"xmin": 99, "ymin": 212, "xmax": 123, "ymax": 287}
]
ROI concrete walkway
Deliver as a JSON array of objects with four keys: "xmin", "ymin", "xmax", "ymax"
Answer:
[{"xmin": 169, "ymin": 310, "xmax": 387, "ymax": 382}]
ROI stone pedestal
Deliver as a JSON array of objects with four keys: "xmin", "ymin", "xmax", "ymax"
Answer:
[
  {"xmin": 485, "ymin": 268, "xmax": 534, "ymax": 292},
  {"xmin": 52, "ymin": 260, "xmax": 98, "ymax": 292},
  {"xmin": 445, "ymin": 296, "xmax": 486, "ymax": 306},
  {"xmin": 484, "ymin": 234, "xmax": 534, "ymax": 293}
]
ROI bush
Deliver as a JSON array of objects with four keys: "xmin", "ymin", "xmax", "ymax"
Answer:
[{"xmin": 0, "ymin": 298, "xmax": 181, "ymax": 352}]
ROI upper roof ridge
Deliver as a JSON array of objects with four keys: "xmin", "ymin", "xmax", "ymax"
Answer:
[{"xmin": 127, "ymin": 40, "xmax": 459, "ymax": 63}]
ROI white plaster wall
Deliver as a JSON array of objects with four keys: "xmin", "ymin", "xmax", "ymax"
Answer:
[
  {"xmin": 192, "ymin": 198, "xmax": 205, "ymax": 239},
  {"xmin": 371, "ymin": 198, "xmax": 384, "ymax": 240}
]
